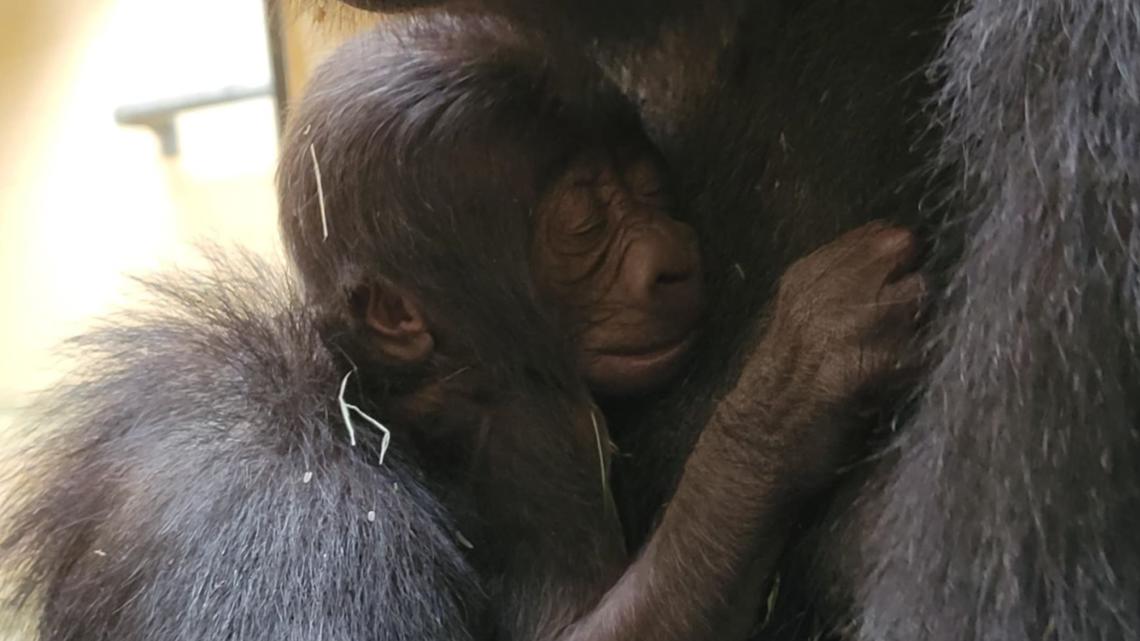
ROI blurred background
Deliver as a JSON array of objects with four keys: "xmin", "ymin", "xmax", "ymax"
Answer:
[
  {"xmin": 0, "ymin": 0, "xmax": 353, "ymax": 635},
  {"xmin": 0, "ymin": 0, "xmax": 373, "ymax": 431}
]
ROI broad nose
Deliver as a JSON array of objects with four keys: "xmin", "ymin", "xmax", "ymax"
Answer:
[{"xmin": 621, "ymin": 220, "xmax": 703, "ymax": 310}]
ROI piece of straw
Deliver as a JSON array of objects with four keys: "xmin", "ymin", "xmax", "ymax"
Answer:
[
  {"xmin": 591, "ymin": 410, "xmax": 608, "ymax": 499},
  {"xmin": 456, "ymin": 530, "xmax": 475, "ymax": 550},
  {"xmin": 338, "ymin": 370, "xmax": 392, "ymax": 465},
  {"xmin": 309, "ymin": 143, "xmax": 329, "ymax": 241},
  {"xmin": 760, "ymin": 573, "xmax": 782, "ymax": 629},
  {"xmin": 440, "ymin": 366, "xmax": 472, "ymax": 383}
]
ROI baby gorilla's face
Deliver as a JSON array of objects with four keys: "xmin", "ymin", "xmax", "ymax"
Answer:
[{"xmin": 533, "ymin": 149, "xmax": 704, "ymax": 397}]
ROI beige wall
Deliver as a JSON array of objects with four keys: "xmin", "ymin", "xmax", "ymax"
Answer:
[{"xmin": 0, "ymin": 0, "xmax": 282, "ymax": 418}]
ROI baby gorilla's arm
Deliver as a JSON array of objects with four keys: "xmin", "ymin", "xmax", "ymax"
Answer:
[
  {"xmin": 704, "ymin": 221, "xmax": 924, "ymax": 638},
  {"xmin": 723, "ymin": 221, "xmax": 924, "ymax": 490}
]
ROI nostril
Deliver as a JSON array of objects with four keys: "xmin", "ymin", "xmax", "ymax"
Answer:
[{"xmin": 622, "ymin": 232, "xmax": 702, "ymax": 304}]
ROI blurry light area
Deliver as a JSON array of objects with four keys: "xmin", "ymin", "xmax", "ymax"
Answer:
[{"xmin": 0, "ymin": 0, "xmax": 282, "ymax": 421}]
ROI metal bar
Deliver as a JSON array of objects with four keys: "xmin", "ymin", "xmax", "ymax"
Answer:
[
  {"xmin": 113, "ymin": 83, "xmax": 273, "ymax": 156},
  {"xmin": 263, "ymin": 0, "xmax": 289, "ymax": 133}
]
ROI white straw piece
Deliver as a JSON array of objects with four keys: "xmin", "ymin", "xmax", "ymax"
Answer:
[
  {"xmin": 590, "ymin": 410, "xmax": 608, "ymax": 498},
  {"xmin": 456, "ymin": 530, "xmax": 475, "ymax": 550},
  {"xmin": 309, "ymin": 143, "xmax": 329, "ymax": 241},
  {"xmin": 337, "ymin": 370, "xmax": 392, "ymax": 465}
]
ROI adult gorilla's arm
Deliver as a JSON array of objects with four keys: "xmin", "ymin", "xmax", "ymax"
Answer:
[
  {"xmin": 0, "ymin": 258, "xmax": 485, "ymax": 641},
  {"xmin": 860, "ymin": 1, "xmax": 1140, "ymax": 640}
]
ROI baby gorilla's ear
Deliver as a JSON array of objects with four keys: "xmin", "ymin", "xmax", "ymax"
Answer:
[{"xmin": 364, "ymin": 284, "xmax": 435, "ymax": 363}]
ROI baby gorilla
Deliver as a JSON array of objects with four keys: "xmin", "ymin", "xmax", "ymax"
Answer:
[
  {"xmin": 530, "ymin": 147, "xmax": 703, "ymax": 397},
  {"xmin": 278, "ymin": 14, "xmax": 925, "ymax": 640}
]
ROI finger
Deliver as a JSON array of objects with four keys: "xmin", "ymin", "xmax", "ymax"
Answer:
[
  {"xmin": 858, "ymin": 225, "xmax": 920, "ymax": 284},
  {"xmin": 787, "ymin": 220, "xmax": 892, "ymax": 284},
  {"xmin": 849, "ymin": 343, "xmax": 926, "ymax": 400},
  {"xmin": 874, "ymin": 272, "xmax": 927, "ymax": 326},
  {"xmin": 832, "ymin": 219, "xmax": 892, "ymax": 245},
  {"xmin": 834, "ymin": 272, "xmax": 926, "ymax": 337}
]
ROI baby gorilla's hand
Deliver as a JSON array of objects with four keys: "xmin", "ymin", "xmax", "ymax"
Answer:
[
  {"xmin": 769, "ymin": 220, "xmax": 924, "ymax": 405},
  {"xmin": 720, "ymin": 221, "xmax": 924, "ymax": 492}
]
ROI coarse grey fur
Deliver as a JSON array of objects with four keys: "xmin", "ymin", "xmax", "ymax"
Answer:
[
  {"xmin": 0, "ymin": 251, "xmax": 485, "ymax": 640},
  {"xmin": 858, "ymin": 1, "xmax": 1140, "ymax": 640}
]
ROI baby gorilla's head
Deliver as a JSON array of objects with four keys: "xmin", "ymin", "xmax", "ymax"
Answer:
[
  {"xmin": 355, "ymin": 143, "xmax": 705, "ymax": 399},
  {"xmin": 532, "ymin": 147, "xmax": 703, "ymax": 397}
]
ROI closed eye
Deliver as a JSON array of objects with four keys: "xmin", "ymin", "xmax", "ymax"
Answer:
[{"xmin": 570, "ymin": 212, "xmax": 608, "ymax": 237}]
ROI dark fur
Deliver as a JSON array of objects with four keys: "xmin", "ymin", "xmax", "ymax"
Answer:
[
  {"xmin": 305, "ymin": 0, "xmax": 1140, "ymax": 639},
  {"xmin": 276, "ymin": 14, "xmax": 651, "ymax": 380},
  {"xmin": 457, "ymin": 1, "xmax": 1140, "ymax": 639},
  {"xmin": 7, "ymin": 0, "xmax": 1140, "ymax": 638},
  {"xmin": 859, "ymin": 1, "xmax": 1140, "ymax": 640}
]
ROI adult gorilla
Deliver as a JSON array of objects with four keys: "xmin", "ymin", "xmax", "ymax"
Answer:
[{"xmin": 325, "ymin": 1, "xmax": 1140, "ymax": 640}]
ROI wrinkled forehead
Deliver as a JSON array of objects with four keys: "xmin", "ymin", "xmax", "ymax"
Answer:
[{"xmin": 538, "ymin": 143, "xmax": 669, "ymax": 199}]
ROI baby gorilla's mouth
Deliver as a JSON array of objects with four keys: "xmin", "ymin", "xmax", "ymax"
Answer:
[
  {"xmin": 599, "ymin": 330, "xmax": 696, "ymax": 359},
  {"xmin": 585, "ymin": 325, "xmax": 699, "ymax": 397},
  {"xmin": 580, "ymin": 281, "xmax": 705, "ymax": 397}
]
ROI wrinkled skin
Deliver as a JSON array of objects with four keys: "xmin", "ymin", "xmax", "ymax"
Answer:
[{"xmin": 532, "ymin": 150, "xmax": 703, "ymax": 397}]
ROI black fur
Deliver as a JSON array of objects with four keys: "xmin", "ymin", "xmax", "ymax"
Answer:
[
  {"xmin": 0, "ymin": 252, "xmax": 485, "ymax": 640},
  {"xmin": 7, "ymin": 0, "xmax": 1140, "ymax": 638}
]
